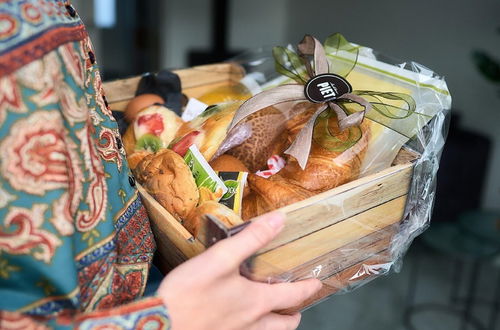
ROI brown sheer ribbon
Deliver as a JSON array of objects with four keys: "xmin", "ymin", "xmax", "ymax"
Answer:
[{"xmin": 227, "ymin": 35, "xmax": 372, "ymax": 169}]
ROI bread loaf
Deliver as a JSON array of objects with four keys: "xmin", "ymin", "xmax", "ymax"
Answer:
[{"xmin": 134, "ymin": 149, "xmax": 199, "ymax": 221}]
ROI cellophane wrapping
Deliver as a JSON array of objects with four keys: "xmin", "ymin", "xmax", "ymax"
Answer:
[{"xmin": 209, "ymin": 36, "xmax": 452, "ymax": 304}]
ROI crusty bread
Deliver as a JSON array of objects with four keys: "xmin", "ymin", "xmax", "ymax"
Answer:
[
  {"xmin": 209, "ymin": 154, "xmax": 249, "ymax": 173},
  {"xmin": 226, "ymin": 106, "xmax": 288, "ymax": 172},
  {"xmin": 134, "ymin": 149, "xmax": 199, "ymax": 221},
  {"xmin": 127, "ymin": 150, "xmax": 152, "ymax": 171}
]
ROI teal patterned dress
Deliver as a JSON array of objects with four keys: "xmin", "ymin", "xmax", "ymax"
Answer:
[{"xmin": 0, "ymin": 1, "xmax": 170, "ymax": 328}]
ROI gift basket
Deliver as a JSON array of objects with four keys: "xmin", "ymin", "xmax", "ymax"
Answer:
[{"xmin": 104, "ymin": 33, "xmax": 451, "ymax": 312}]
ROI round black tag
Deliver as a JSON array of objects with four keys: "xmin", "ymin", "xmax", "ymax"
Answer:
[{"xmin": 304, "ymin": 74, "xmax": 352, "ymax": 103}]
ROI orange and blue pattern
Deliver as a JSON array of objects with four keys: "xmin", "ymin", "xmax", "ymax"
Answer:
[{"xmin": 0, "ymin": 1, "xmax": 169, "ymax": 329}]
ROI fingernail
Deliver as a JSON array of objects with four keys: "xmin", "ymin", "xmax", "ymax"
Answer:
[{"xmin": 267, "ymin": 212, "xmax": 285, "ymax": 230}]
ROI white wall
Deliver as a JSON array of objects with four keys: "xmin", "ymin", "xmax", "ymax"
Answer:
[{"xmin": 285, "ymin": 0, "xmax": 500, "ymax": 209}]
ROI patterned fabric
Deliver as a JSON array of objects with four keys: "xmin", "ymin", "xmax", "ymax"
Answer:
[{"xmin": 0, "ymin": 1, "xmax": 170, "ymax": 329}]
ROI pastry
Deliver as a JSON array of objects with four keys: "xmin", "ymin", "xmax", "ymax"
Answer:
[
  {"xmin": 279, "ymin": 117, "xmax": 370, "ymax": 192},
  {"xmin": 134, "ymin": 105, "xmax": 184, "ymax": 147},
  {"xmin": 173, "ymin": 102, "xmax": 240, "ymax": 161},
  {"xmin": 209, "ymin": 154, "xmax": 250, "ymax": 173},
  {"xmin": 124, "ymin": 93, "xmax": 164, "ymax": 123},
  {"xmin": 242, "ymin": 174, "xmax": 314, "ymax": 220},
  {"xmin": 226, "ymin": 106, "xmax": 288, "ymax": 172},
  {"xmin": 127, "ymin": 150, "xmax": 152, "ymax": 171},
  {"xmin": 122, "ymin": 124, "xmax": 136, "ymax": 156},
  {"xmin": 134, "ymin": 149, "xmax": 199, "ymax": 221}
]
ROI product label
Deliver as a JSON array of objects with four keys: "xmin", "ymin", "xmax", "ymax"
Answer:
[
  {"xmin": 217, "ymin": 171, "xmax": 248, "ymax": 216},
  {"xmin": 184, "ymin": 145, "xmax": 227, "ymax": 203},
  {"xmin": 182, "ymin": 97, "xmax": 209, "ymax": 121},
  {"xmin": 304, "ymin": 73, "xmax": 352, "ymax": 103}
]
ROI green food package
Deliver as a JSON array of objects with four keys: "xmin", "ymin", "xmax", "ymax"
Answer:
[
  {"xmin": 184, "ymin": 145, "xmax": 227, "ymax": 203},
  {"xmin": 217, "ymin": 171, "xmax": 248, "ymax": 216}
]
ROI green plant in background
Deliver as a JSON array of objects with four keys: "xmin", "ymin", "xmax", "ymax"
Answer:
[{"xmin": 472, "ymin": 28, "xmax": 500, "ymax": 94}]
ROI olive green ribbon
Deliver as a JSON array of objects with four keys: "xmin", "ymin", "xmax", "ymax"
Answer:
[{"xmin": 228, "ymin": 35, "xmax": 372, "ymax": 169}]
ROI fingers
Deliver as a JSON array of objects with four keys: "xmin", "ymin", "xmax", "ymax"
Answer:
[
  {"xmin": 264, "ymin": 278, "xmax": 323, "ymax": 311},
  {"xmin": 210, "ymin": 211, "xmax": 285, "ymax": 270},
  {"xmin": 250, "ymin": 313, "xmax": 302, "ymax": 330}
]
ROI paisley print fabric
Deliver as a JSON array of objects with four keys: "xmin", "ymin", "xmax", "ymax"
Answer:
[{"xmin": 0, "ymin": 1, "xmax": 170, "ymax": 329}]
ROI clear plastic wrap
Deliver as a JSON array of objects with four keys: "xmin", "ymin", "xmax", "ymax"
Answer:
[
  {"xmin": 198, "ymin": 34, "xmax": 451, "ymax": 310},
  {"xmin": 126, "ymin": 33, "xmax": 451, "ymax": 312}
]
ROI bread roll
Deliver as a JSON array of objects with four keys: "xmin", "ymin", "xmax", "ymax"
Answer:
[
  {"xmin": 209, "ymin": 154, "xmax": 249, "ymax": 173},
  {"xmin": 134, "ymin": 149, "xmax": 199, "ymax": 221},
  {"xmin": 209, "ymin": 154, "xmax": 251, "ymax": 198},
  {"xmin": 125, "ymin": 94, "xmax": 164, "ymax": 123},
  {"xmin": 226, "ymin": 106, "xmax": 288, "ymax": 172},
  {"xmin": 127, "ymin": 150, "xmax": 152, "ymax": 171}
]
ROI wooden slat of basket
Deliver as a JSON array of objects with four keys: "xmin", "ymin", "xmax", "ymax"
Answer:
[
  {"xmin": 152, "ymin": 229, "xmax": 190, "ymax": 273},
  {"xmin": 251, "ymin": 195, "xmax": 407, "ymax": 278},
  {"xmin": 175, "ymin": 63, "xmax": 245, "ymax": 90},
  {"xmin": 103, "ymin": 63, "xmax": 245, "ymax": 110},
  {"xmin": 138, "ymin": 185, "xmax": 205, "ymax": 259},
  {"xmin": 138, "ymin": 156, "xmax": 413, "ymax": 276},
  {"xmin": 279, "ymin": 251, "xmax": 392, "ymax": 314},
  {"xmin": 266, "ymin": 223, "xmax": 399, "ymax": 283},
  {"xmin": 259, "ymin": 161, "xmax": 413, "ymax": 254}
]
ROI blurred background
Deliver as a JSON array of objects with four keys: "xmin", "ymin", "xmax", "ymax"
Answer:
[{"xmin": 73, "ymin": 0, "xmax": 500, "ymax": 329}]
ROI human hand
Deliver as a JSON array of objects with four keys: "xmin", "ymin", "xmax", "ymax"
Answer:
[{"xmin": 157, "ymin": 212, "xmax": 322, "ymax": 330}]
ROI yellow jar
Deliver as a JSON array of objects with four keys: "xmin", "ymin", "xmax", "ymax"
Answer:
[{"xmin": 197, "ymin": 74, "xmax": 262, "ymax": 105}]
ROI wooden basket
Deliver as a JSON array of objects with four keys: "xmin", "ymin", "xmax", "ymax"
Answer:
[{"xmin": 103, "ymin": 63, "xmax": 419, "ymax": 312}]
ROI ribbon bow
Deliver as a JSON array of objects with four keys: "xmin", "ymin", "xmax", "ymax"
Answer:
[{"xmin": 227, "ymin": 35, "xmax": 372, "ymax": 169}]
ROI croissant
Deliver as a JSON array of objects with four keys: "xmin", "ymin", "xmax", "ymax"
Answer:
[
  {"xmin": 242, "ymin": 193, "xmax": 272, "ymax": 221},
  {"xmin": 279, "ymin": 130, "xmax": 369, "ymax": 193},
  {"xmin": 279, "ymin": 103, "xmax": 371, "ymax": 193},
  {"xmin": 242, "ymin": 174, "xmax": 314, "ymax": 220},
  {"xmin": 242, "ymin": 103, "xmax": 370, "ymax": 219}
]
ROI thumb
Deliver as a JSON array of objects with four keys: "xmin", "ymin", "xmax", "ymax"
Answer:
[{"xmin": 211, "ymin": 211, "xmax": 285, "ymax": 270}]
